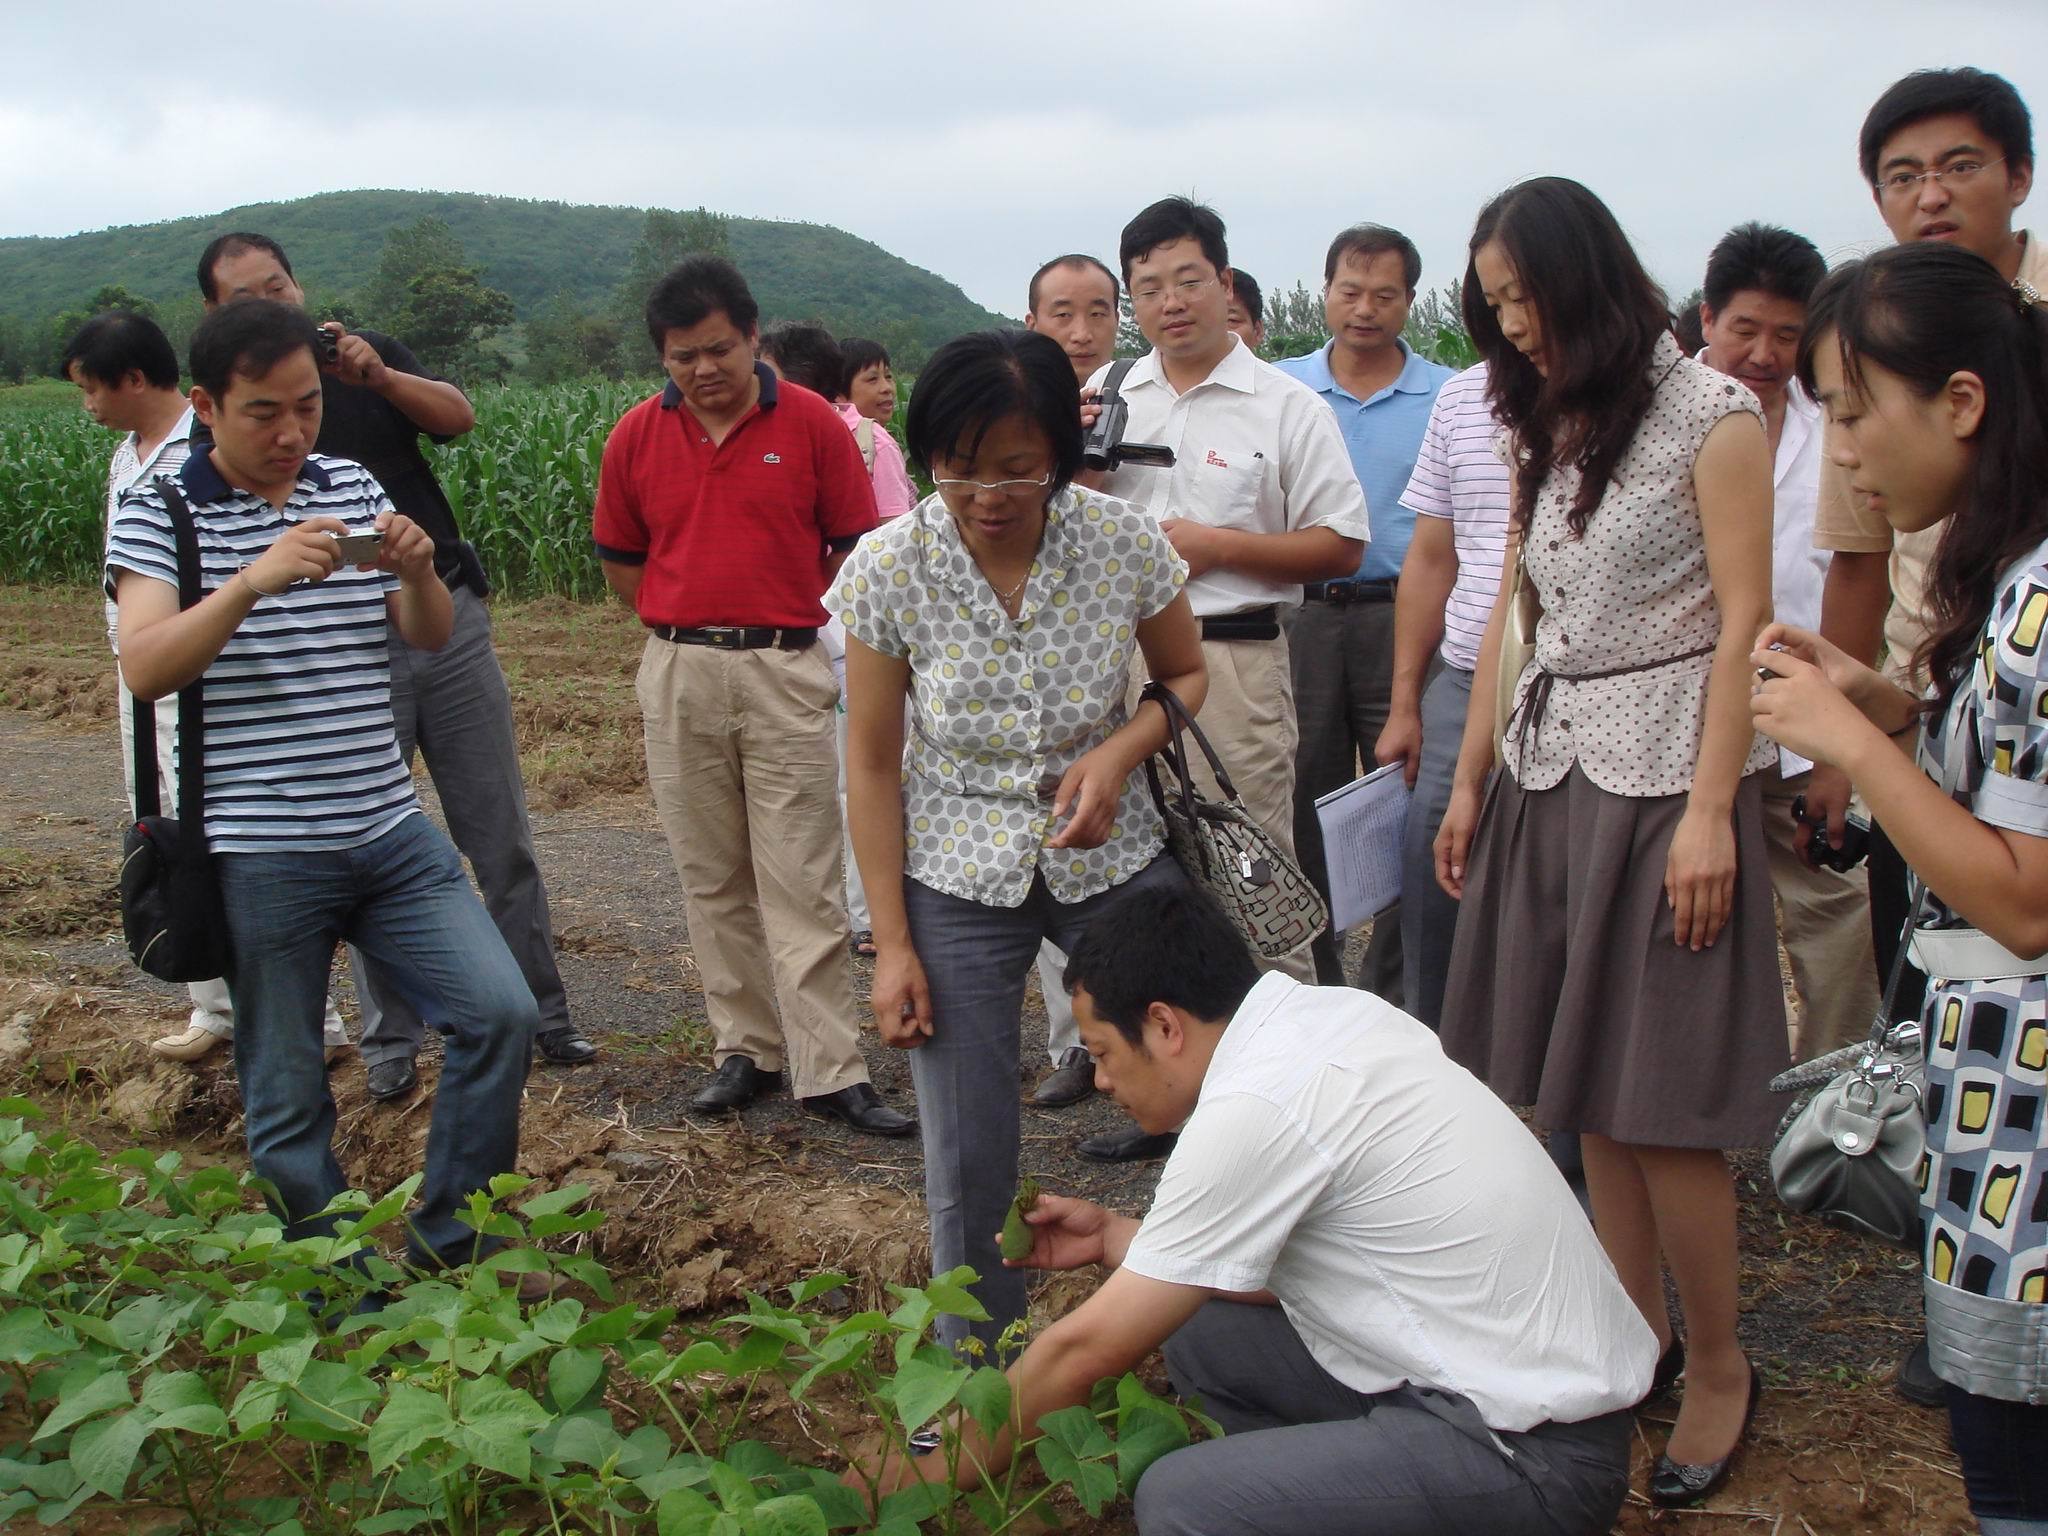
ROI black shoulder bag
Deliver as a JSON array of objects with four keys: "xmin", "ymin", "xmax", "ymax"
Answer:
[{"xmin": 119, "ymin": 478, "xmax": 232, "ymax": 982}]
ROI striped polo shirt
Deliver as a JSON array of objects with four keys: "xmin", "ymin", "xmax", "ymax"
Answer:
[
  {"xmin": 104, "ymin": 451, "xmax": 420, "ymax": 854},
  {"xmin": 1397, "ymin": 363, "xmax": 1510, "ymax": 672}
]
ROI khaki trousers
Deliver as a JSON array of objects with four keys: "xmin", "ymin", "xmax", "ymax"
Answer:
[
  {"xmin": 1761, "ymin": 766, "xmax": 1882, "ymax": 1058},
  {"xmin": 1136, "ymin": 631, "xmax": 1316, "ymax": 981},
  {"xmin": 636, "ymin": 638, "xmax": 867, "ymax": 1098}
]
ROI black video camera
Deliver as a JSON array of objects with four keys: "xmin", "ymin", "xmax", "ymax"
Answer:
[
  {"xmin": 1791, "ymin": 793, "xmax": 1872, "ymax": 872},
  {"xmin": 1080, "ymin": 368, "xmax": 1175, "ymax": 472}
]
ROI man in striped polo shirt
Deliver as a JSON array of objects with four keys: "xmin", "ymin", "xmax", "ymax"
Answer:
[{"xmin": 106, "ymin": 299, "xmax": 537, "ymax": 1274}]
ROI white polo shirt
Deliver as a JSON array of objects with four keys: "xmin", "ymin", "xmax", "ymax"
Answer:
[
  {"xmin": 1121, "ymin": 974, "xmax": 1656, "ymax": 1433},
  {"xmin": 102, "ymin": 405, "xmax": 196, "ymax": 654},
  {"xmin": 1088, "ymin": 338, "xmax": 1371, "ymax": 618}
]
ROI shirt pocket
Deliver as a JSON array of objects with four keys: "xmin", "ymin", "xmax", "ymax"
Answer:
[{"xmin": 1183, "ymin": 446, "xmax": 1268, "ymax": 532}]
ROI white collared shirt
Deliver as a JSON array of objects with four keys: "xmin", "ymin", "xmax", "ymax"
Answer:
[
  {"xmin": 1088, "ymin": 338, "xmax": 1371, "ymax": 618},
  {"xmin": 1121, "ymin": 974, "xmax": 1657, "ymax": 1433},
  {"xmin": 102, "ymin": 405, "xmax": 196, "ymax": 654}
]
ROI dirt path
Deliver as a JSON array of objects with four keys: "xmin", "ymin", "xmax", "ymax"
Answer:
[{"xmin": 0, "ymin": 590, "xmax": 1972, "ymax": 1533}]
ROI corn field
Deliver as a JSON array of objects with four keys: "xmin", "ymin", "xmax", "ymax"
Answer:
[{"xmin": 0, "ymin": 378, "xmax": 657, "ymax": 598}]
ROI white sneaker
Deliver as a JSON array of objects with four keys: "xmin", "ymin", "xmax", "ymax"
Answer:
[{"xmin": 151, "ymin": 1023, "xmax": 229, "ymax": 1063}]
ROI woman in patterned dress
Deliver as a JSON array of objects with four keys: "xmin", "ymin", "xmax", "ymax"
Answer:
[
  {"xmin": 1432, "ymin": 178, "xmax": 1786, "ymax": 1506},
  {"xmin": 836, "ymin": 329, "xmax": 1206, "ymax": 1351},
  {"xmin": 1753, "ymin": 242, "xmax": 2048, "ymax": 1535}
]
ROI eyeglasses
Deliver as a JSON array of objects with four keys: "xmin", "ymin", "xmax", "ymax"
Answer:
[
  {"xmin": 933, "ymin": 471, "xmax": 1052, "ymax": 497},
  {"xmin": 1875, "ymin": 157, "xmax": 2005, "ymax": 200},
  {"xmin": 1130, "ymin": 276, "xmax": 1218, "ymax": 309}
]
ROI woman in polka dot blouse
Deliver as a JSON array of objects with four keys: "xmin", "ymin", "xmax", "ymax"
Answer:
[{"xmin": 837, "ymin": 330, "xmax": 1208, "ymax": 1351}]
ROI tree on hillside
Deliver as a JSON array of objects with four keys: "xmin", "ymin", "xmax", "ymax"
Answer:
[
  {"xmin": 1260, "ymin": 280, "xmax": 1330, "ymax": 361},
  {"xmin": 611, "ymin": 208, "xmax": 734, "ymax": 373},
  {"xmin": 523, "ymin": 292, "xmax": 625, "ymax": 383},
  {"xmin": 42, "ymin": 285, "xmax": 163, "ymax": 379},
  {"xmin": 355, "ymin": 217, "xmax": 516, "ymax": 382},
  {"xmin": 1402, "ymin": 281, "xmax": 1477, "ymax": 369}
]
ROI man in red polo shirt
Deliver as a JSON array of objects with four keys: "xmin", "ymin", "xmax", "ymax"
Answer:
[{"xmin": 594, "ymin": 256, "xmax": 912, "ymax": 1136}]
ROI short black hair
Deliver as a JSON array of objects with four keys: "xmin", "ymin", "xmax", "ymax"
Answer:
[
  {"xmin": 902, "ymin": 329, "xmax": 1082, "ymax": 495},
  {"xmin": 1859, "ymin": 67, "xmax": 2034, "ymax": 186},
  {"xmin": 1229, "ymin": 269, "xmax": 1263, "ymax": 326},
  {"xmin": 1027, "ymin": 254, "xmax": 1121, "ymax": 313},
  {"xmin": 838, "ymin": 336, "xmax": 892, "ymax": 397},
  {"xmin": 187, "ymin": 299, "xmax": 322, "ymax": 400},
  {"xmin": 1062, "ymin": 883, "xmax": 1260, "ymax": 1046},
  {"xmin": 644, "ymin": 256, "xmax": 760, "ymax": 352},
  {"xmin": 197, "ymin": 232, "xmax": 293, "ymax": 303},
  {"xmin": 1702, "ymin": 222, "xmax": 1827, "ymax": 315},
  {"xmin": 1118, "ymin": 197, "xmax": 1228, "ymax": 286},
  {"xmin": 1324, "ymin": 223, "xmax": 1422, "ymax": 292},
  {"xmin": 61, "ymin": 311, "xmax": 180, "ymax": 391},
  {"xmin": 758, "ymin": 322, "xmax": 845, "ymax": 398}
]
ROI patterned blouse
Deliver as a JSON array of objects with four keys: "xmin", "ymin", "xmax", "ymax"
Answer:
[
  {"xmin": 836, "ymin": 485, "xmax": 1187, "ymax": 908},
  {"xmin": 1913, "ymin": 540, "xmax": 2048, "ymax": 1371},
  {"xmin": 1503, "ymin": 333, "xmax": 1778, "ymax": 797}
]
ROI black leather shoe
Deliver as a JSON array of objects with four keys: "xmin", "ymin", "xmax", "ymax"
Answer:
[
  {"xmin": 365, "ymin": 1056, "xmax": 418, "ymax": 1101},
  {"xmin": 1640, "ymin": 1335, "xmax": 1686, "ymax": 1405},
  {"xmin": 1894, "ymin": 1338, "xmax": 1944, "ymax": 1407},
  {"xmin": 535, "ymin": 1025, "xmax": 597, "ymax": 1065},
  {"xmin": 801, "ymin": 1082, "xmax": 916, "ymax": 1136},
  {"xmin": 691, "ymin": 1056, "xmax": 776, "ymax": 1115},
  {"xmin": 1077, "ymin": 1126, "xmax": 1178, "ymax": 1163},
  {"xmin": 1647, "ymin": 1362, "xmax": 1761, "ymax": 1508},
  {"xmin": 1032, "ymin": 1048, "xmax": 1097, "ymax": 1108}
]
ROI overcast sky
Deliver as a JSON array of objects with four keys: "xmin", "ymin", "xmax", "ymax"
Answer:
[{"xmin": 6, "ymin": 1, "xmax": 2046, "ymax": 319}]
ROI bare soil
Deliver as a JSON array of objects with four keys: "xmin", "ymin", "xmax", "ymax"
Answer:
[{"xmin": 0, "ymin": 586, "xmax": 1972, "ymax": 1533}]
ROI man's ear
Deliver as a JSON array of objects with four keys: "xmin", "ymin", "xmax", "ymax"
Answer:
[
  {"xmin": 1147, "ymin": 1000, "xmax": 1187, "ymax": 1056},
  {"xmin": 190, "ymin": 384, "xmax": 217, "ymax": 428}
]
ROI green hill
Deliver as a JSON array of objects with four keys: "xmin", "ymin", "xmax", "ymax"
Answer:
[{"xmin": 0, "ymin": 188, "xmax": 1010, "ymax": 352}]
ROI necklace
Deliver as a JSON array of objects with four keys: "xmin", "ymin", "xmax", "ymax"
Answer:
[{"xmin": 990, "ymin": 565, "xmax": 1032, "ymax": 606}]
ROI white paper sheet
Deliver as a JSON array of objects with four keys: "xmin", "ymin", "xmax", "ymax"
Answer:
[{"xmin": 1313, "ymin": 762, "xmax": 1410, "ymax": 932}]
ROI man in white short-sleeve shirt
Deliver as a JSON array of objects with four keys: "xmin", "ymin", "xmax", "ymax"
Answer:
[
  {"xmin": 854, "ymin": 882, "xmax": 1652, "ymax": 1536},
  {"xmin": 1695, "ymin": 222, "xmax": 1879, "ymax": 1058},
  {"xmin": 1084, "ymin": 197, "xmax": 1367, "ymax": 1012}
]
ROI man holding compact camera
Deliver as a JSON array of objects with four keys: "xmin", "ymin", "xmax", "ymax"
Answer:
[
  {"xmin": 199, "ymin": 233, "xmax": 591, "ymax": 1098},
  {"xmin": 1084, "ymin": 198, "xmax": 1368, "ymax": 996}
]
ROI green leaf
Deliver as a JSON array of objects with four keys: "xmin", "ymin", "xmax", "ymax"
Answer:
[
  {"xmin": 517, "ymin": 1182, "xmax": 591, "ymax": 1219},
  {"xmin": 538, "ymin": 1410, "xmax": 624, "ymax": 1470},
  {"xmin": 256, "ymin": 1334, "xmax": 316, "ymax": 1386},
  {"xmin": 68, "ymin": 1409, "xmax": 149, "ymax": 1498},
  {"xmin": 883, "ymin": 1356, "xmax": 967, "ymax": 1437},
  {"xmin": 0, "ymin": 1309, "xmax": 72, "ymax": 1365},
  {"xmin": 353, "ymin": 1511, "xmax": 434, "ymax": 1534},
  {"xmin": 548, "ymin": 1345, "xmax": 605, "ymax": 1410},
  {"xmin": 957, "ymin": 1366, "xmax": 1012, "ymax": 1441},
  {"xmin": 875, "ymin": 1481, "xmax": 953, "ymax": 1525},
  {"xmin": 228, "ymin": 1379, "xmax": 285, "ymax": 1434},
  {"xmin": 454, "ymin": 1374, "xmax": 551, "ymax": 1477},
  {"xmin": 566, "ymin": 1302, "xmax": 661, "ymax": 1347},
  {"xmin": 1111, "ymin": 1399, "xmax": 1188, "ymax": 1492},
  {"xmin": 709, "ymin": 1458, "xmax": 760, "ymax": 1513},
  {"xmin": 796, "ymin": 1471, "xmax": 870, "ymax": 1531},
  {"xmin": 743, "ymin": 1494, "xmax": 830, "ymax": 1536},
  {"xmin": 656, "ymin": 1486, "xmax": 722, "ymax": 1536},
  {"xmin": 1039, "ymin": 1402, "xmax": 1113, "ymax": 1459},
  {"xmin": 366, "ymin": 1385, "xmax": 454, "ymax": 1471},
  {"xmin": 31, "ymin": 1369, "xmax": 129, "ymax": 1441},
  {"xmin": 787, "ymin": 1273, "xmax": 853, "ymax": 1307},
  {"xmin": 529, "ymin": 1296, "xmax": 586, "ymax": 1343},
  {"xmin": 921, "ymin": 1272, "xmax": 990, "ymax": 1323}
]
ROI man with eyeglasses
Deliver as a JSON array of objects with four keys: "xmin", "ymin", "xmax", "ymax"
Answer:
[
  {"xmin": 1084, "ymin": 197, "xmax": 1368, "ymax": 1006},
  {"xmin": 1808, "ymin": 64, "xmax": 2041, "ymax": 1409}
]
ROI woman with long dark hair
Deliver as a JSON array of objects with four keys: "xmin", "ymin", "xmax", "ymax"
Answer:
[
  {"xmin": 1752, "ymin": 242, "xmax": 2048, "ymax": 1536},
  {"xmin": 1433, "ymin": 178, "xmax": 1786, "ymax": 1506}
]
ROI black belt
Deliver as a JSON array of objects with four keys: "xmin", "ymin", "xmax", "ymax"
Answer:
[
  {"xmin": 1200, "ymin": 605, "xmax": 1280, "ymax": 642},
  {"xmin": 651, "ymin": 625, "xmax": 817, "ymax": 651},
  {"xmin": 1303, "ymin": 579, "xmax": 1396, "ymax": 604}
]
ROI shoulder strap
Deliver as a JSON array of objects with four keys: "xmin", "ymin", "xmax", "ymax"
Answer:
[
  {"xmin": 854, "ymin": 416, "xmax": 877, "ymax": 472},
  {"xmin": 1102, "ymin": 358, "xmax": 1138, "ymax": 397},
  {"xmin": 130, "ymin": 477, "xmax": 207, "ymax": 829}
]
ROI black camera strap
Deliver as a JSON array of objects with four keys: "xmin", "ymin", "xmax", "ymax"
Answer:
[
  {"xmin": 129, "ymin": 477, "xmax": 207, "ymax": 831},
  {"xmin": 1099, "ymin": 358, "xmax": 1137, "ymax": 400}
]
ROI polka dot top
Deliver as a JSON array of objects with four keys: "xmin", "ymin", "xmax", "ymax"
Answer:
[
  {"xmin": 1503, "ymin": 333, "xmax": 1778, "ymax": 797},
  {"xmin": 836, "ymin": 485, "xmax": 1188, "ymax": 908}
]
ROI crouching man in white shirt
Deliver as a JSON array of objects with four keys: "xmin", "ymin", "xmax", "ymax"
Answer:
[{"xmin": 853, "ymin": 881, "xmax": 1654, "ymax": 1535}]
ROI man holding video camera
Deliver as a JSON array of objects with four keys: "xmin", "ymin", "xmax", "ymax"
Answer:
[
  {"xmin": 198, "ymin": 233, "xmax": 591, "ymax": 1097},
  {"xmin": 1085, "ymin": 198, "xmax": 1368, "ymax": 990}
]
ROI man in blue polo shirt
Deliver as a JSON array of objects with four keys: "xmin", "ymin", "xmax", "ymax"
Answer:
[
  {"xmin": 1275, "ymin": 226, "xmax": 1453, "ymax": 995},
  {"xmin": 106, "ymin": 299, "xmax": 536, "ymax": 1275}
]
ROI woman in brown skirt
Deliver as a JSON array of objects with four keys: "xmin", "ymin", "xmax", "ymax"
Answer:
[{"xmin": 1432, "ymin": 178, "xmax": 1787, "ymax": 1509}]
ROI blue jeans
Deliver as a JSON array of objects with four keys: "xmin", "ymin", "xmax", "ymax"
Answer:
[
  {"xmin": 217, "ymin": 814, "xmax": 537, "ymax": 1267},
  {"xmin": 1948, "ymin": 1387, "xmax": 2048, "ymax": 1531}
]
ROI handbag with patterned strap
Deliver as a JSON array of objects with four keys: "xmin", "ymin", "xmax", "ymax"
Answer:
[
  {"xmin": 1491, "ymin": 539, "xmax": 1538, "ymax": 758},
  {"xmin": 1139, "ymin": 682, "xmax": 1327, "ymax": 960}
]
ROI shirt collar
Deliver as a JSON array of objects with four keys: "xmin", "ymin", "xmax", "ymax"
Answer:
[
  {"xmin": 179, "ymin": 448, "xmax": 332, "ymax": 505},
  {"xmin": 911, "ymin": 483, "xmax": 1083, "ymax": 609},
  {"xmin": 1124, "ymin": 333, "xmax": 1256, "ymax": 396},
  {"xmin": 2018, "ymin": 228, "xmax": 2046, "ymax": 300},
  {"xmin": 130, "ymin": 405, "xmax": 196, "ymax": 475},
  {"xmin": 1301, "ymin": 337, "xmax": 1437, "ymax": 402},
  {"xmin": 660, "ymin": 361, "xmax": 780, "ymax": 412}
]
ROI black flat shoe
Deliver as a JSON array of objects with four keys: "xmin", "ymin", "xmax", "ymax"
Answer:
[
  {"xmin": 1076, "ymin": 1126, "xmax": 1178, "ymax": 1163},
  {"xmin": 1640, "ymin": 1334, "xmax": 1686, "ymax": 1404},
  {"xmin": 535, "ymin": 1025, "xmax": 597, "ymax": 1065},
  {"xmin": 691, "ymin": 1055, "xmax": 776, "ymax": 1115},
  {"xmin": 801, "ymin": 1081, "xmax": 916, "ymax": 1137},
  {"xmin": 365, "ymin": 1056, "xmax": 419, "ymax": 1101},
  {"xmin": 1647, "ymin": 1362, "xmax": 1761, "ymax": 1508},
  {"xmin": 1893, "ymin": 1338, "xmax": 1944, "ymax": 1408},
  {"xmin": 1032, "ymin": 1048, "xmax": 1097, "ymax": 1108}
]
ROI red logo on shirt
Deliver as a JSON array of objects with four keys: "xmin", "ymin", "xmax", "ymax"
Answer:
[{"xmin": 1205, "ymin": 450, "xmax": 1229, "ymax": 469}]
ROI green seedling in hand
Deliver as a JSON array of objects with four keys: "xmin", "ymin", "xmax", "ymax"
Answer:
[{"xmin": 1000, "ymin": 1177, "xmax": 1042, "ymax": 1262}]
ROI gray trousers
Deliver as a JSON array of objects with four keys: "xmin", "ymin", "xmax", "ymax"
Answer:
[
  {"xmin": 1289, "ymin": 597, "xmax": 1403, "ymax": 997},
  {"xmin": 1399, "ymin": 664, "xmax": 1471, "ymax": 1029},
  {"xmin": 356, "ymin": 585, "xmax": 568, "ymax": 1062},
  {"xmin": 1138, "ymin": 1301, "xmax": 1633, "ymax": 1536},
  {"xmin": 903, "ymin": 856, "xmax": 1184, "ymax": 1351}
]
